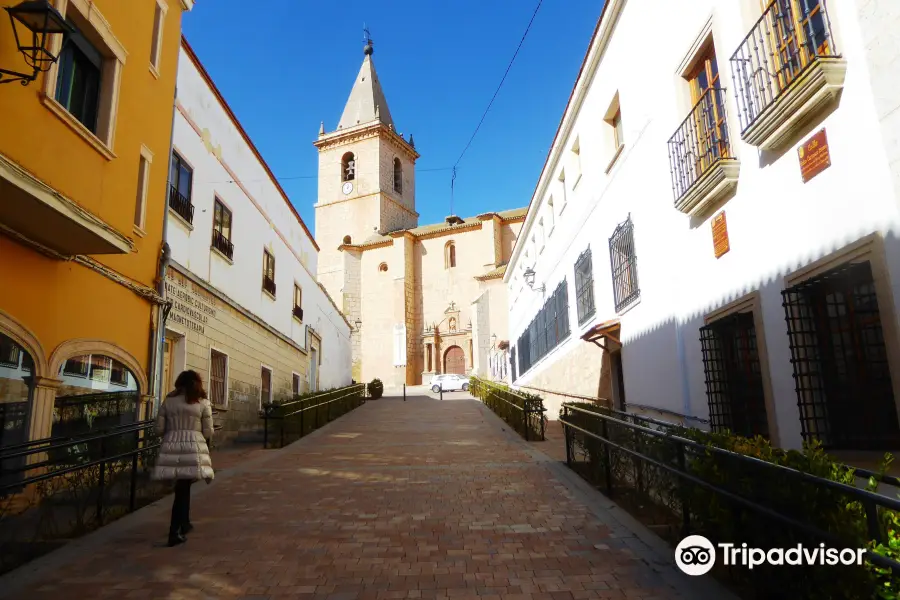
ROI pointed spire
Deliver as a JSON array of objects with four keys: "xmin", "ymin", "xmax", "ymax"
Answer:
[
  {"xmin": 318, "ymin": 121, "xmax": 325, "ymax": 137},
  {"xmin": 409, "ymin": 134, "xmax": 415, "ymax": 149},
  {"xmin": 336, "ymin": 29, "xmax": 395, "ymax": 130}
]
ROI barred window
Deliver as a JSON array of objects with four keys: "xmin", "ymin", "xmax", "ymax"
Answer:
[
  {"xmin": 515, "ymin": 280, "xmax": 570, "ymax": 377},
  {"xmin": 609, "ymin": 215, "xmax": 640, "ymax": 312},
  {"xmin": 699, "ymin": 312, "xmax": 769, "ymax": 439},
  {"xmin": 574, "ymin": 248, "xmax": 595, "ymax": 325}
]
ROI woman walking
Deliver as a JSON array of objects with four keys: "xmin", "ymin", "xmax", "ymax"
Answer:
[{"xmin": 152, "ymin": 370, "xmax": 215, "ymax": 546}]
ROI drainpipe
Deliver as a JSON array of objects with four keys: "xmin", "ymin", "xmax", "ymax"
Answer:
[{"xmin": 147, "ymin": 83, "xmax": 178, "ymax": 416}]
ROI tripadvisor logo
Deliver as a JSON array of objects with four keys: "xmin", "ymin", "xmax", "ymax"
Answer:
[{"xmin": 675, "ymin": 536, "xmax": 865, "ymax": 576}]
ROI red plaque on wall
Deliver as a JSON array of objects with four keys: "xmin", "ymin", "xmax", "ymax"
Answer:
[
  {"xmin": 799, "ymin": 128, "xmax": 831, "ymax": 183},
  {"xmin": 712, "ymin": 212, "xmax": 730, "ymax": 259}
]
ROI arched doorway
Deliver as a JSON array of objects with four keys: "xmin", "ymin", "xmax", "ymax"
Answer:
[
  {"xmin": 444, "ymin": 345, "xmax": 465, "ymax": 375},
  {"xmin": 0, "ymin": 332, "xmax": 35, "ymax": 449}
]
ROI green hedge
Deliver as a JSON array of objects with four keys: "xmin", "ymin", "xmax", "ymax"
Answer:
[
  {"xmin": 261, "ymin": 384, "xmax": 366, "ymax": 448},
  {"xmin": 470, "ymin": 377, "xmax": 545, "ymax": 441},
  {"xmin": 368, "ymin": 378, "xmax": 384, "ymax": 399},
  {"xmin": 560, "ymin": 402, "xmax": 900, "ymax": 599}
]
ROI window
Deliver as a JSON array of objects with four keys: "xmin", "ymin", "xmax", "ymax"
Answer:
[
  {"xmin": 342, "ymin": 152, "xmax": 356, "ymax": 182},
  {"xmin": 538, "ymin": 219, "xmax": 545, "ymax": 252},
  {"xmin": 262, "ymin": 250, "xmax": 276, "ymax": 296},
  {"xmin": 63, "ymin": 356, "xmax": 89, "ymax": 377},
  {"xmin": 393, "ymin": 157, "xmax": 402, "ymax": 194},
  {"xmin": 445, "ymin": 241, "xmax": 456, "ymax": 269},
  {"xmin": 688, "ymin": 45, "xmax": 728, "ymax": 169},
  {"xmin": 260, "ymin": 366, "xmax": 272, "ymax": 407},
  {"xmin": 89, "ymin": 355, "xmax": 112, "ymax": 383},
  {"xmin": 293, "ymin": 284, "xmax": 303, "ymax": 321},
  {"xmin": 134, "ymin": 148, "xmax": 152, "ymax": 230},
  {"xmin": 516, "ymin": 280, "xmax": 570, "ymax": 375},
  {"xmin": 574, "ymin": 248, "xmax": 595, "ymax": 325},
  {"xmin": 782, "ymin": 261, "xmax": 900, "ymax": 450},
  {"xmin": 168, "ymin": 152, "xmax": 194, "ymax": 224},
  {"xmin": 292, "ymin": 373, "xmax": 301, "ymax": 397},
  {"xmin": 210, "ymin": 350, "xmax": 227, "ymax": 406},
  {"xmin": 700, "ymin": 312, "xmax": 769, "ymax": 439},
  {"xmin": 378, "ymin": 262, "xmax": 388, "ymax": 272},
  {"xmin": 558, "ymin": 170, "xmax": 567, "ymax": 212},
  {"xmin": 212, "ymin": 198, "xmax": 234, "ymax": 260},
  {"xmin": 149, "ymin": 0, "xmax": 167, "ymax": 74},
  {"xmin": 55, "ymin": 19, "xmax": 102, "ymax": 133},
  {"xmin": 547, "ymin": 197, "xmax": 555, "ymax": 229},
  {"xmin": 570, "ymin": 138, "xmax": 582, "ymax": 182},
  {"xmin": 609, "ymin": 215, "xmax": 640, "ymax": 312},
  {"xmin": 110, "ymin": 360, "xmax": 128, "ymax": 386},
  {"xmin": 611, "ymin": 110, "xmax": 624, "ymax": 148}
]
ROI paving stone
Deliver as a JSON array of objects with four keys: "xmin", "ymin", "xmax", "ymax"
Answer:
[{"xmin": 0, "ymin": 398, "xmax": 727, "ymax": 600}]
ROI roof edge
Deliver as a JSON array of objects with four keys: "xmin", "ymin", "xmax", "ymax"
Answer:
[{"xmin": 180, "ymin": 36, "xmax": 320, "ymax": 252}]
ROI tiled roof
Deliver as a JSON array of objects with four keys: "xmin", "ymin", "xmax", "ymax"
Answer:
[{"xmin": 474, "ymin": 264, "xmax": 508, "ymax": 281}]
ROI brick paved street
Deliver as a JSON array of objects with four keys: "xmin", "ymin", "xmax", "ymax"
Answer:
[{"xmin": 0, "ymin": 397, "xmax": 732, "ymax": 600}]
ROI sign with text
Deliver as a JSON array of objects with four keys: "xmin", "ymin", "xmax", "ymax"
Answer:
[
  {"xmin": 799, "ymin": 128, "xmax": 831, "ymax": 183},
  {"xmin": 712, "ymin": 211, "xmax": 730, "ymax": 259},
  {"xmin": 165, "ymin": 270, "xmax": 218, "ymax": 336}
]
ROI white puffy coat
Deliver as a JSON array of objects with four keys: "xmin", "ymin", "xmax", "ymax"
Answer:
[{"xmin": 151, "ymin": 394, "xmax": 215, "ymax": 481}]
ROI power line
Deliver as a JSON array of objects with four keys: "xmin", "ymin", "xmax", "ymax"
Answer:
[{"xmin": 449, "ymin": 0, "xmax": 544, "ymax": 214}]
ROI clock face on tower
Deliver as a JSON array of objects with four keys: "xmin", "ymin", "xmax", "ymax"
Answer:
[{"xmin": 342, "ymin": 182, "xmax": 353, "ymax": 195}]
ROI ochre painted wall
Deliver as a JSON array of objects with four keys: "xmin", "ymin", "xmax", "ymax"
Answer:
[{"xmin": 0, "ymin": 0, "xmax": 186, "ymax": 383}]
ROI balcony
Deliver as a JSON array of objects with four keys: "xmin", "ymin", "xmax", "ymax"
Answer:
[
  {"xmin": 292, "ymin": 306, "xmax": 304, "ymax": 321},
  {"xmin": 668, "ymin": 88, "xmax": 740, "ymax": 216},
  {"xmin": 211, "ymin": 229, "xmax": 234, "ymax": 261},
  {"xmin": 0, "ymin": 151, "xmax": 132, "ymax": 256},
  {"xmin": 262, "ymin": 277, "xmax": 277, "ymax": 297},
  {"xmin": 168, "ymin": 185, "xmax": 195, "ymax": 225},
  {"xmin": 730, "ymin": 0, "xmax": 846, "ymax": 151}
]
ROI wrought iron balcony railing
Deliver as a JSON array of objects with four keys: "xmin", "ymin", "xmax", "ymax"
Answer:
[
  {"xmin": 262, "ymin": 276, "xmax": 276, "ymax": 297},
  {"xmin": 168, "ymin": 185, "xmax": 194, "ymax": 224},
  {"xmin": 668, "ymin": 87, "xmax": 734, "ymax": 204},
  {"xmin": 730, "ymin": 0, "xmax": 839, "ymax": 133},
  {"xmin": 292, "ymin": 305, "xmax": 303, "ymax": 321},
  {"xmin": 211, "ymin": 229, "xmax": 234, "ymax": 260}
]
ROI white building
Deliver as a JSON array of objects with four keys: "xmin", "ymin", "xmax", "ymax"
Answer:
[
  {"xmin": 162, "ymin": 38, "xmax": 351, "ymax": 440},
  {"xmin": 506, "ymin": 0, "xmax": 900, "ymax": 456}
]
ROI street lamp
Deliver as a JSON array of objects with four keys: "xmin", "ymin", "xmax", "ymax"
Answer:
[
  {"xmin": 523, "ymin": 267, "xmax": 545, "ymax": 293},
  {"xmin": 2, "ymin": 0, "xmax": 73, "ymax": 86},
  {"xmin": 354, "ymin": 318, "xmax": 362, "ymax": 331}
]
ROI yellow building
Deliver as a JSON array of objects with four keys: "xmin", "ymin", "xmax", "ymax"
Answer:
[{"xmin": 0, "ymin": 0, "xmax": 192, "ymax": 448}]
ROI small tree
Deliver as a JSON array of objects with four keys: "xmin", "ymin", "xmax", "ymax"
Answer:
[{"xmin": 369, "ymin": 378, "xmax": 384, "ymax": 399}]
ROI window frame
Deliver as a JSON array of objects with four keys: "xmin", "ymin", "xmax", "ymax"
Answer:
[
  {"xmin": 209, "ymin": 347, "xmax": 229, "ymax": 407},
  {"xmin": 574, "ymin": 247, "xmax": 596, "ymax": 325},
  {"xmin": 445, "ymin": 241, "xmax": 457, "ymax": 269},
  {"xmin": 608, "ymin": 215, "xmax": 640, "ymax": 313},
  {"xmin": 341, "ymin": 152, "xmax": 356, "ymax": 182},
  {"xmin": 259, "ymin": 364, "xmax": 273, "ymax": 409},
  {"xmin": 134, "ymin": 145, "xmax": 153, "ymax": 232},
  {"xmin": 393, "ymin": 157, "xmax": 403, "ymax": 194},
  {"xmin": 149, "ymin": 0, "xmax": 168, "ymax": 77},
  {"xmin": 262, "ymin": 249, "xmax": 276, "ymax": 296}
]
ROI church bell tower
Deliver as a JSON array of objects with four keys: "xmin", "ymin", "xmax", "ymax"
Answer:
[{"xmin": 313, "ymin": 33, "xmax": 420, "ymax": 308}]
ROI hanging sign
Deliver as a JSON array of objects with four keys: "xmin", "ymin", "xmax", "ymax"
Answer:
[
  {"xmin": 799, "ymin": 128, "xmax": 831, "ymax": 183},
  {"xmin": 712, "ymin": 211, "xmax": 730, "ymax": 259}
]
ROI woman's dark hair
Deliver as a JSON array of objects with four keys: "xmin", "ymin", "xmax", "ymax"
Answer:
[{"xmin": 173, "ymin": 370, "xmax": 206, "ymax": 404}]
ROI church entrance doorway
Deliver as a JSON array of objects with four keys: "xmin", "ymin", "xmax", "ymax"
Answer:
[{"xmin": 444, "ymin": 345, "xmax": 465, "ymax": 375}]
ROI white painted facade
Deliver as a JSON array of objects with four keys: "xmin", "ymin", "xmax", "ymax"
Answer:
[
  {"xmin": 165, "ymin": 42, "xmax": 351, "ymax": 406},
  {"xmin": 506, "ymin": 0, "xmax": 900, "ymax": 451}
]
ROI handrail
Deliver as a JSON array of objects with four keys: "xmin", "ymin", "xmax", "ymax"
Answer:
[
  {"xmin": 559, "ymin": 411, "xmax": 900, "ymax": 573},
  {"xmin": 281, "ymin": 387, "xmax": 364, "ymax": 418},
  {"xmin": 273, "ymin": 383, "xmax": 366, "ymax": 412},
  {"xmin": 0, "ymin": 420, "xmax": 154, "ymax": 460},
  {"xmin": 0, "ymin": 419, "xmax": 152, "ymax": 453},
  {"xmin": 261, "ymin": 383, "xmax": 367, "ymax": 448}
]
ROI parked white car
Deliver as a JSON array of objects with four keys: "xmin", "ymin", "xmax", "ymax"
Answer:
[{"xmin": 430, "ymin": 374, "xmax": 470, "ymax": 393}]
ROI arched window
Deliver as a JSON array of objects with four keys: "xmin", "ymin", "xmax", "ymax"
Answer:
[
  {"xmin": 393, "ymin": 157, "xmax": 402, "ymax": 194},
  {"xmin": 378, "ymin": 262, "xmax": 388, "ymax": 272},
  {"xmin": 343, "ymin": 235, "xmax": 352, "ymax": 245},
  {"xmin": 445, "ymin": 241, "xmax": 456, "ymax": 269},
  {"xmin": 341, "ymin": 152, "xmax": 356, "ymax": 182}
]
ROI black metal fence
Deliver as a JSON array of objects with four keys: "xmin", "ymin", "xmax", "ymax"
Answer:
[
  {"xmin": 52, "ymin": 390, "xmax": 139, "ymax": 439},
  {"xmin": 470, "ymin": 377, "xmax": 545, "ymax": 441},
  {"xmin": 729, "ymin": 0, "xmax": 839, "ymax": 134},
  {"xmin": 260, "ymin": 383, "xmax": 367, "ymax": 449},
  {"xmin": 0, "ymin": 420, "xmax": 162, "ymax": 575},
  {"xmin": 168, "ymin": 184, "xmax": 195, "ymax": 224},
  {"xmin": 560, "ymin": 402, "xmax": 900, "ymax": 597},
  {"xmin": 668, "ymin": 87, "xmax": 734, "ymax": 203}
]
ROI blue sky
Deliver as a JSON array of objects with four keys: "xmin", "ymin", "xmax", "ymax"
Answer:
[{"xmin": 182, "ymin": 0, "xmax": 603, "ymax": 230}]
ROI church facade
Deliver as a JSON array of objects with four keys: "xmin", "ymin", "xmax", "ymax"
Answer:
[{"xmin": 314, "ymin": 42, "xmax": 525, "ymax": 388}]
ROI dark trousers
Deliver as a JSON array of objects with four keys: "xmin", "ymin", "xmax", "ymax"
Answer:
[{"xmin": 169, "ymin": 480, "xmax": 193, "ymax": 536}]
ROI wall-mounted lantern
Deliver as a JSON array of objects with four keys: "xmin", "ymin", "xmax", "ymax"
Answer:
[
  {"xmin": 2, "ymin": 0, "xmax": 73, "ymax": 86},
  {"xmin": 354, "ymin": 318, "xmax": 362, "ymax": 331},
  {"xmin": 523, "ymin": 267, "xmax": 545, "ymax": 293}
]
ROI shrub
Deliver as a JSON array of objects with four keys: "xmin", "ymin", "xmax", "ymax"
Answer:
[{"xmin": 368, "ymin": 378, "xmax": 384, "ymax": 399}]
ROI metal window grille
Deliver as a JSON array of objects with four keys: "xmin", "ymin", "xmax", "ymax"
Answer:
[
  {"xmin": 63, "ymin": 356, "xmax": 89, "ymax": 377},
  {"xmin": 0, "ymin": 336, "xmax": 21, "ymax": 368},
  {"xmin": 699, "ymin": 312, "xmax": 770, "ymax": 438},
  {"xmin": 168, "ymin": 184, "xmax": 195, "ymax": 224},
  {"xmin": 515, "ymin": 281, "xmax": 570, "ymax": 378},
  {"xmin": 730, "ymin": 0, "xmax": 839, "ymax": 133},
  {"xmin": 262, "ymin": 251, "xmax": 276, "ymax": 296},
  {"xmin": 782, "ymin": 261, "xmax": 900, "ymax": 450},
  {"xmin": 510, "ymin": 346, "xmax": 518, "ymax": 383},
  {"xmin": 609, "ymin": 216, "xmax": 640, "ymax": 312},
  {"xmin": 575, "ymin": 248, "xmax": 595, "ymax": 325},
  {"xmin": 210, "ymin": 350, "xmax": 227, "ymax": 406}
]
